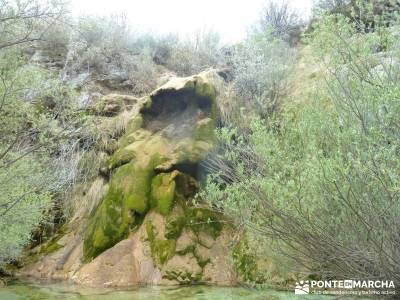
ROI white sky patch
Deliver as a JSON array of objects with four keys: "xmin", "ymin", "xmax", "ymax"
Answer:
[{"xmin": 70, "ymin": 0, "xmax": 313, "ymax": 42}]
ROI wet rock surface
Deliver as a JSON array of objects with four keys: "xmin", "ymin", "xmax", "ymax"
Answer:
[{"xmin": 18, "ymin": 70, "xmax": 237, "ymax": 287}]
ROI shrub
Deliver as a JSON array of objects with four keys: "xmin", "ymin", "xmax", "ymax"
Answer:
[
  {"xmin": 0, "ymin": 155, "xmax": 52, "ymax": 265},
  {"xmin": 257, "ymin": 1, "xmax": 301, "ymax": 42},
  {"xmin": 62, "ymin": 15, "xmax": 132, "ymax": 77},
  {"xmin": 202, "ymin": 13, "xmax": 400, "ymax": 288},
  {"xmin": 163, "ymin": 30, "xmax": 222, "ymax": 76},
  {"xmin": 0, "ymin": 0, "xmax": 66, "ymax": 50},
  {"xmin": 314, "ymin": 0, "xmax": 400, "ymax": 33},
  {"xmin": 0, "ymin": 46, "xmax": 89, "ymax": 266},
  {"xmin": 60, "ymin": 15, "xmax": 159, "ymax": 95},
  {"xmin": 231, "ymin": 32, "xmax": 296, "ymax": 118}
]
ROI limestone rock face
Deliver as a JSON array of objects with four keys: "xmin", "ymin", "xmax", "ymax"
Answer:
[
  {"xmin": 83, "ymin": 71, "xmax": 220, "ymax": 262},
  {"xmin": 18, "ymin": 70, "xmax": 237, "ymax": 287},
  {"xmin": 72, "ymin": 224, "xmax": 162, "ymax": 287}
]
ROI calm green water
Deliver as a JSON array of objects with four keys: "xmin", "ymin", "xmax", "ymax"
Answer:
[{"xmin": 0, "ymin": 282, "xmax": 338, "ymax": 300}]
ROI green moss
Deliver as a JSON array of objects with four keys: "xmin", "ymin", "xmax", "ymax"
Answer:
[
  {"xmin": 126, "ymin": 114, "xmax": 143, "ymax": 133},
  {"xmin": 41, "ymin": 241, "xmax": 62, "ymax": 254},
  {"xmin": 107, "ymin": 147, "xmax": 136, "ymax": 170},
  {"xmin": 150, "ymin": 172, "xmax": 177, "ymax": 215},
  {"xmin": 193, "ymin": 78, "xmax": 219, "ymax": 121},
  {"xmin": 107, "ymin": 115, "xmax": 147, "ymax": 170},
  {"xmin": 163, "ymin": 186, "xmax": 222, "ymax": 241},
  {"xmin": 232, "ymin": 240, "xmax": 258, "ymax": 283},
  {"xmin": 171, "ymin": 137, "xmax": 215, "ymax": 165},
  {"xmin": 176, "ymin": 244, "xmax": 210, "ymax": 270},
  {"xmin": 164, "ymin": 186, "xmax": 222, "ymax": 241},
  {"xmin": 185, "ymin": 208, "xmax": 223, "ymax": 239},
  {"xmin": 163, "ymin": 270, "xmax": 202, "ymax": 285},
  {"xmin": 85, "ymin": 158, "xmax": 221, "ymax": 262},
  {"xmin": 82, "ymin": 75, "xmax": 221, "ymax": 262},
  {"xmin": 146, "ymin": 221, "xmax": 176, "ymax": 266},
  {"xmin": 38, "ymin": 225, "xmax": 68, "ymax": 255},
  {"xmin": 145, "ymin": 221, "xmax": 156, "ymax": 241},
  {"xmin": 120, "ymin": 129, "xmax": 151, "ymax": 149},
  {"xmin": 196, "ymin": 255, "xmax": 211, "ymax": 269},
  {"xmin": 193, "ymin": 79, "xmax": 216, "ymax": 100},
  {"xmin": 193, "ymin": 118, "xmax": 215, "ymax": 142},
  {"xmin": 83, "ymin": 159, "xmax": 157, "ymax": 261},
  {"xmin": 152, "ymin": 239, "xmax": 176, "ymax": 265},
  {"xmin": 175, "ymin": 244, "xmax": 196, "ymax": 256},
  {"xmin": 165, "ymin": 215, "xmax": 186, "ymax": 239}
]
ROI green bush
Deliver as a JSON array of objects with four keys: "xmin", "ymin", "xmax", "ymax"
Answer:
[
  {"xmin": 0, "ymin": 155, "xmax": 52, "ymax": 265},
  {"xmin": 314, "ymin": 0, "xmax": 400, "ymax": 33},
  {"xmin": 257, "ymin": 1, "xmax": 301, "ymax": 42},
  {"xmin": 163, "ymin": 30, "xmax": 222, "ymax": 76},
  {"xmin": 0, "ymin": 42, "xmax": 88, "ymax": 267},
  {"xmin": 231, "ymin": 32, "xmax": 296, "ymax": 117},
  {"xmin": 202, "ymin": 13, "xmax": 400, "ymax": 285},
  {"xmin": 0, "ymin": 0, "xmax": 66, "ymax": 50}
]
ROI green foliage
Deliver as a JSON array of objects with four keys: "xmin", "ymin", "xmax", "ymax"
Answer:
[
  {"xmin": 61, "ymin": 15, "xmax": 159, "ymax": 95},
  {"xmin": 59, "ymin": 17, "xmax": 222, "ymax": 94},
  {"xmin": 232, "ymin": 240, "xmax": 258, "ymax": 283},
  {"xmin": 256, "ymin": 1, "xmax": 300, "ymax": 42},
  {"xmin": 0, "ymin": 2, "xmax": 96, "ymax": 266},
  {"xmin": 0, "ymin": 45, "xmax": 86, "ymax": 267},
  {"xmin": 231, "ymin": 31, "xmax": 296, "ymax": 117},
  {"xmin": 165, "ymin": 215, "xmax": 186, "ymax": 239},
  {"xmin": 0, "ymin": 54, "xmax": 77, "ymax": 147},
  {"xmin": 185, "ymin": 208, "xmax": 223, "ymax": 239},
  {"xmin": 0, "ymin": 0, "xmax": 66, "ymax": 50},
  {"xmin": 0, "ymin": 155, "xmax": 52, "ymax": 265},
  {"xmin": 314, "ymin": 0, "xmax": 350, "ymax": 12},
  {"xmin": 83, "ymin": 159, "xmax": 156, "ymax": 260},
  {"xmin": 163, "ymin": 30, "xmax": 221, "ymax": 76},
  {"xmin": 163, "ymin": 270, "xmax": 202, "ymax": 284},
  {"xmin": 203, "ymin": 13, "xmax": 400, "ymax": 283},
  {"xmin": 314, "ymin": 0, "xmax": 400, "ymax": 33},
  {"xmin": 141, "ymin": 30, "xmax": 222, "ymax": 76},
  {"xmin": 146, "ymin": 221, "xmax": 176, "ymax": 266},
  {"xmin": 150, "ymin": 173, "xmax": 177, "ymax": 216}
]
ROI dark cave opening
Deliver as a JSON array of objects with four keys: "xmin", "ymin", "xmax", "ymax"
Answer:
[{"xmin": 140, "ymin": 89, "xmax": 213, "ymax": 137}]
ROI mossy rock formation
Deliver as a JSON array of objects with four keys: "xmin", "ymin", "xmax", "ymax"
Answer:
[
  {"xmin": 18, "ymin": 71, "xmax": 239, "ymax": 287},
  {"xmin": 83, "ymin": 71, "xmax": 221, "ymax": 262}
]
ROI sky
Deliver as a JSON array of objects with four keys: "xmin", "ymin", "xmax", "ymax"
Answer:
[{"xmin": 70, "ymin": 0, "xmax": 314, "ymax": 42}]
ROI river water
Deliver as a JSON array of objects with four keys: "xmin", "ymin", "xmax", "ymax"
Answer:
[{"xmin": 0, "ymin": 282, "xmax": 338, "ymax": 300}]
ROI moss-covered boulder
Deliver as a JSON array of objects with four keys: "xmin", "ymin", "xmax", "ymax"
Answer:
[
  {"xmin": 150, "ymin": 171, "xmax": 179, "ymax": 215},
  {"xmin": 83, "ymin": 158, "xmax": 158, "ymax": 260},
  {"xmin": 20, "ymin": 71, "xmax": 239, "ymax": 287},
  {"xmin": 83, "ymin": 71, "xmax": 223, "ymax": 261}
]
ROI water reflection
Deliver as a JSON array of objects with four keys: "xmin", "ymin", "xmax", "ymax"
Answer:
[{"xmin": 0, "ymin": 282, "xmax": 339, "ymax": 300}]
